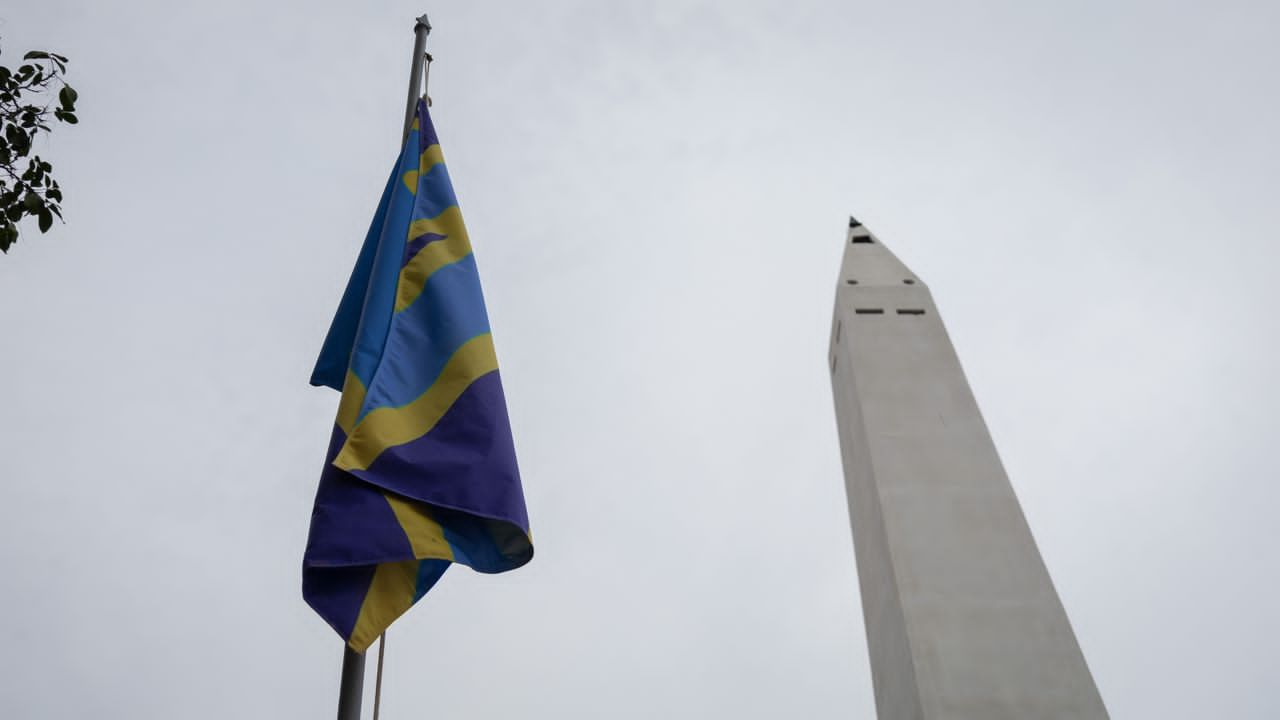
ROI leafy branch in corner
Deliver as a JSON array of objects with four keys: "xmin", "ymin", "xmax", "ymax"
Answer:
[{"xmin": 0, "ymin": 44, "xmax": 78, "ymax": 254}]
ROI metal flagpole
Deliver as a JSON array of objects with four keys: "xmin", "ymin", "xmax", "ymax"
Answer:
[
  {"xmin": 336, "ymin": 646, "xmax": 366, "ymax": 720},
  {"xmin": 334, "ymin": 16, "xmax": 432, "ymax": 720},
  {"xmin": 403, "ymin": 14, "xmax": 433, "ymax": 142}
]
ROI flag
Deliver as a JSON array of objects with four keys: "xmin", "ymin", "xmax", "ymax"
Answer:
[{"xmin": 303, "ymin": 99, "xmax": 532, "ymax": 652}]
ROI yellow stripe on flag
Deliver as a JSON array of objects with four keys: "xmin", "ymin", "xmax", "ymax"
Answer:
[
  {"xmin": 335, "ymin": 371, "xmax": 367, "ymax": 435},
  {"xmin": 385, "ymin": 494, "xmax": 455, "ymax": 561},
  {"xmin": 401, "ymin": 144, "xmax": 446, "ymax": 192},
  {"xmin": 335, "ymin": 334, "xmax": 499, "ymax": 472},
  {"xmin": 349, "ymin": 559, "xmax": 418, "ymax": 652},
  {"xmin": 396, "ymin": 228, "xmax": 473, "ymax": 312}
]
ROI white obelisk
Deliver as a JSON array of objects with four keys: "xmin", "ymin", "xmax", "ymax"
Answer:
[{"xmin": 829, "ymin": 218, "xmax": 1109, "ymax": 719}]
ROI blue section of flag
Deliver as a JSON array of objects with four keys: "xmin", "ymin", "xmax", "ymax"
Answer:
[{"xmin": 311, "ymin": 129, "xmax": 422, "ymax": 389}]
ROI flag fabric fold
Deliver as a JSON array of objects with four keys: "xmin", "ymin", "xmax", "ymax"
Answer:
[{"xmin": 303, "ymin": 99, "xmax": 532, "ymax": 652}]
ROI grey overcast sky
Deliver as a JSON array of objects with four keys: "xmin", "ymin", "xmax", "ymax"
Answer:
[{"xmin": 1, "ymin": 1, "xmax": 1277, "ymax": 718}]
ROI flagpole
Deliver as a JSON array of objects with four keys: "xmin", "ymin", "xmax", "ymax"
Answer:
[
  {"xmin": 402, "ymin": 14, "xmax": 433, "ymax": 142},
  {"xmin": 335, "ymin": 645, "xmax": 366, "ymax": 720},
  {"xmin": 334, "ymin": 18, "xmax": 433, "ymax": 719}
]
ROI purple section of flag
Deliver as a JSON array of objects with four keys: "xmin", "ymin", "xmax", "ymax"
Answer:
[
  {"xmin": 304, "ymin": 429, "xmax": 416, "ymax": 566},
  {"xmin": 418, "ymin": 100, "xmax": 439, "ymax": 151},
  {"xmin": 302, "ymin": 428, "xmax": 418, "ymax": 640},
  {"xmin": 350, "ymin": 370, "xmax": 529, "ymax": 533},
  {"xmin": 402, "ymin": 232, "xmax": 447, "ymax": 268},
  {"xmin": 414, "ymin": 559, "xmax": 451, "ymax": 600},
  {"xmin": 304, "ymin": 563, "xmax": 376, "ymax": 641}
]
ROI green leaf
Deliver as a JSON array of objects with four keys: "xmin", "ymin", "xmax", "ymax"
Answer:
[
  {"xmin": 59, "ymin": 85, "xmax": 78, "ymax": 108},
  {"xmin": 23, "ymin": 193, "xmax": 42, "ymax": 211},
  {"xmin": 61, "ymin": 113, "xmax": 78, "ymax": 125},
  {"xmin": 38, "ymin": 208, "xmax": 53, "ymax": 232},
  {"xmin": 0, "ymin": 67, "xmax": 9, "ymax": 82},
  {"xmin": 23, "ymin": 51, "xmax": 50, "ymax": 60},
  {"xmin": 0, "ymin": 224, "xmax": 16, "ymax": 253}
]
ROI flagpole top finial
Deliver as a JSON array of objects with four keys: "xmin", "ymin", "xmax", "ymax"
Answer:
[{"xmin": 415, "ymin": 14, "xmax": 432, "ymax": 33}]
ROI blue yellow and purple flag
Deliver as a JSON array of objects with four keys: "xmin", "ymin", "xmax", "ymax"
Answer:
[{"xmin": 303, "ymin": 99, "xmax": 532, "ymax": 652}]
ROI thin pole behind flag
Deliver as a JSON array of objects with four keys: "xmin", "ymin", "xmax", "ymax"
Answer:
[{"xmin": 333, "ymin": 16, "xmax": 431, "ymax": 720}]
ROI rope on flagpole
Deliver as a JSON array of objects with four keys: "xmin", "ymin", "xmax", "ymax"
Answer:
[
  {"xmin": 423, "ymin": 53, "xmax": 434, "ymax": 107},
  {"xmin": 372, "ymin": 632, "xmax": 386, "ymax": 720}
]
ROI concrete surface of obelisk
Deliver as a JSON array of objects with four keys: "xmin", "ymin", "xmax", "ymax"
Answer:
[{"xmin": 829, "ymin": 218, "xmax": 1109, "ymax": 719}]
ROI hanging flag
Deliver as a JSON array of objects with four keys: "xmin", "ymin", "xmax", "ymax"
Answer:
[{"xmin": 303, "ymin": 99, "xmax": 532, "ymax": 653}]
